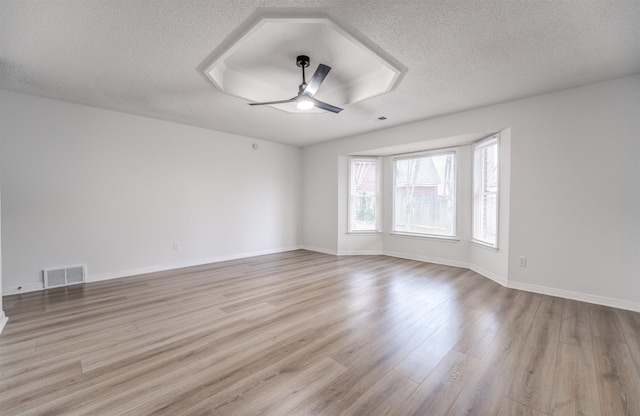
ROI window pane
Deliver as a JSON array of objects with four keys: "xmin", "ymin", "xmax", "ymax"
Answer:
[
  {"xmin": 474, "ymin": 193, "xmax": 497, "ymax": 244},
  {"xmin": 393, "ymin": 152, "xmax": 456, "ymax": 237},
  {"xmin": 481, "ymin": 144, "xmax": 498, "ymax": 192},
  {"xmin": 349, "ymin": 159, "xmax": 378, "ymax": 231},
  {"xmin": 473, "ymin": 138, "xmax": 498, "ymax": 246}
]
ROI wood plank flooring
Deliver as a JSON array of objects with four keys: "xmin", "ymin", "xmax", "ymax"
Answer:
[{"xmin": 1, "ymin": 250, "xmax": 639, "ymax": 415}]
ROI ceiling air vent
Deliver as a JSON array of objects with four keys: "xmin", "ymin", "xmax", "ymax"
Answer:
[{"xmin": 44, "ymin": 265, "xmax": 86, "ymax": 289}]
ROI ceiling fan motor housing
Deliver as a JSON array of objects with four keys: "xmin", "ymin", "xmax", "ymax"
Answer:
[{"xmin": 296, "ymin": 55, "xmax": 310, "ymax": 68}]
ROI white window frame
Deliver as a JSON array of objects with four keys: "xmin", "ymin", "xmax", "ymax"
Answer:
[
  {"xmin": 391, "ymin": 148, "xmax": 458, "ymax": 239},
  {"xmin": 348, "ymin": 156, "xmax": 381, "ymax": 233},
  {"xmin": 472, "ymin": 135, "xmax": 499, "ymax": 248}
]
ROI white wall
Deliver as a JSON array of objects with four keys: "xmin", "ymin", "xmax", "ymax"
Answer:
[
  {"xmin": 1, "ymin": 75, "xmax": 638, "ymax": 313},
  {"xmin": 301, "ymin": 144, "xmax": 340, "ymax": 254},
  {"xmin": 302, "ymin": 74, "xmax": 640, "ymax": 311},
  {"xmin": 0, "ymin": 90, "xmax": 302, "ymax": 294}
]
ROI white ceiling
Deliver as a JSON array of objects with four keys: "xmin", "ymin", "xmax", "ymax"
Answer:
[
  {"xmin": 1, "ymin": 1, "xmax": 639, "ymax": 147},
  {"xmin": 203, "ymin": 16, "xmax": 405, "ymax": 114}
]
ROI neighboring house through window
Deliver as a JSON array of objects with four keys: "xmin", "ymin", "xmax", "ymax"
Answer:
[{"xmin": 393, "ymin": 150, "xmax": 457, "ymax": 238}]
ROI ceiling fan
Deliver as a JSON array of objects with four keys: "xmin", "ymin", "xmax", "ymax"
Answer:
[{"xmin": 249, "ymin": 55, "xmax": 343, "ymax": 113}]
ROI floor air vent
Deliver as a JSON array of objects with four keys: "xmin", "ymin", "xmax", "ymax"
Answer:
[{"xmin": 44, "ymin": 265, "xmax": 86, "ymax": 289}]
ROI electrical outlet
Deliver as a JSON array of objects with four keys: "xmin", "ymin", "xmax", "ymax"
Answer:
[
  {"xmin": 517, "ymin": 256, "xmax": 527, "ymax": 267},
  {"xmin": 173, "ymin": 241, "xmax": 181, "ymax": 251}
]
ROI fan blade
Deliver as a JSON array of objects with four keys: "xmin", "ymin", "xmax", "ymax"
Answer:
[
  {"xmin": 310, "ymin": 97, "xmax": 343, "ymax": 113},
  {"xmin": 249, "ymin": 98, "xmax": 296, "ymax": 106},
  {"xmin": 302, "ymin": 64, "xmax": 331, "ymax": 97}
]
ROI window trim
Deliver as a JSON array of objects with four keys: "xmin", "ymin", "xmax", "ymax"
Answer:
[
  {"xmin": 472, "ymin": 135, "xmax": 500, "ymax": 248},
  {"xmin": 347, "ymin": 156, "xmax": 381, "ymax": 233},
  {"xmin": 391, "ymin": 147, "xmax": 459, "ymax": 239}
]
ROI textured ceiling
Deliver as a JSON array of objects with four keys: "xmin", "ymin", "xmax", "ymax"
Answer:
[{"xmin": 1, "ymin": 1, "xmax": 639, "ymax": 146}]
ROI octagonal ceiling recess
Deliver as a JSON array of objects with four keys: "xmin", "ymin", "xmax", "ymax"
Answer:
[{"xmin": 202, "ymin": 15, "xmax": 404, "ymax": 114}]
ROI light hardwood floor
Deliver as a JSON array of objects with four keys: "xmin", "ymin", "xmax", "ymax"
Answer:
[{"xmin": 1, "ymin": 250, "xmax": 639, "ymax": 415}]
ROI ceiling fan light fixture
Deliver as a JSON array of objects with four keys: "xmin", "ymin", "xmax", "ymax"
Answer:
[
  {"xmin": 248, "ymin": 55, "xmax": 343, "ymax": 113},
  {"xmin": 296, "ymin": 97, "xmax": 314, "ymax": 110}
]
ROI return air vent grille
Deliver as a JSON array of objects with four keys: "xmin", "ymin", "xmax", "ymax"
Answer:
[{"xmin": 44, "ymin": 265, "xmax": 86, "ymax": 289}]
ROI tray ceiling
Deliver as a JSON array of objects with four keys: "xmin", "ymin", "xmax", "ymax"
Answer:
[{"xmin": 203, "ymin": 16, "xmax": 404, "ymax": 114}]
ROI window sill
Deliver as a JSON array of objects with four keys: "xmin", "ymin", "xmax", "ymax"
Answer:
[
  {"xmin": 347, "ymin": 231, "xmax": 382, "ymax": 235},
  {"xmin": 471, "ymin": 239, "xmax": 499, "ymax": 251},
  {"xmin": 389, "ymin": 232, "xmax": 459, "ymax": 242}
]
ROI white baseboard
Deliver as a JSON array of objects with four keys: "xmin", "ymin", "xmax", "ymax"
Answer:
[
  {"xmin": 383, "ymin": 250, "xmax": 469, "ymax": 269},
  {"xmin": 2, "ymin": 282, "xmax": 44, "ymax": 296},
  {"xmin": 469, "ymin": 264, "xmax": 509, "ymax": 287},
  {"xmin": 300, "ymin": 245, "xmax": 338, "ymax": 256},
  {"xmin": 318, "ymin": 248, "xmax": 640, "ymax": 313},
  {"xmin": 87, "ymin": 246, "xmax": 302, "ymax": 283},
  {"xmin": 0, "ymin": 312, "xmax": 8, "ymax": 334},
  {"xmin": 1, "ymin": 246, "xmax": 302, "ymax": 295},
  {"xmin": 337, "ymin": 250, "xmax": 384, "ymax": 256},
  {"xmin": 507, "ymin": 281, "xmax": 640, "ymax": 313},
  {"xmin": 4, "ymin": 247, "xmax": 638, "ymax": 313}
]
